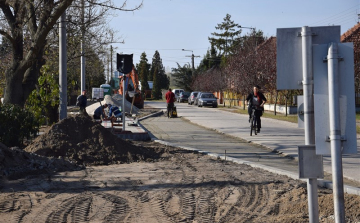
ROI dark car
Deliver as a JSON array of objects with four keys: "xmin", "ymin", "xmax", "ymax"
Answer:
[
  {"xmin": 188, "ymin": 91, "xmax": 199, "ymax": 105},
  {"xmin": 198, "ymin": 93, "xmax": 218, "ymax": 108},
  {"xmin": 177, "ymin": 91, "xmax": 190, "ymax": 103}
]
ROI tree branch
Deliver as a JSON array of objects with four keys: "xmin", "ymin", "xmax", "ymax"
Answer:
[{"xmin": 86, "ymin": 0, "xmax": 143, "ymax": 11}]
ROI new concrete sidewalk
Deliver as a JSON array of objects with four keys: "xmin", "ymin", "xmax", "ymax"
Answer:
[{"xmin": 141, "ymin": 101, "xmax": 360, "ymax": 195}]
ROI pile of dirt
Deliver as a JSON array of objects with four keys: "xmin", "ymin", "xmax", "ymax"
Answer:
[
  {"xmin": 0, "ymin": 142, "xmax": 81, "ymax": 180},
  {"xmin": 24, "ymin": 115, "xmax": 160, "ymax": 166}
]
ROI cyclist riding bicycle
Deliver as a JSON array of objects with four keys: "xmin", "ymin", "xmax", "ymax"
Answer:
[{"xmin": 246, "ymin": 85, "xmax": 267, "ymax": 133}]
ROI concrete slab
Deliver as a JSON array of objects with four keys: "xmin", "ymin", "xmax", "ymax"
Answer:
[{"xmin": 100, "ymin": 117, "xmax": 150, "ymax": 141}]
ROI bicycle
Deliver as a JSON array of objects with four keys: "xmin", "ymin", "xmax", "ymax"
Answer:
[{"xmin": 249, "ymin": 106, "xmax": 258, "ymax": 136}]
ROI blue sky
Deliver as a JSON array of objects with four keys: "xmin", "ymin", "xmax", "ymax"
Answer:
[{"xmin": 109, "ymin": 0, "xmax": 360, "ymax": 72}]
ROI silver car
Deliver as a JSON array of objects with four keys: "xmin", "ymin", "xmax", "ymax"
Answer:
[
  {"xmin": 194, "ymin": 92, "xmax": 202, "ymax": 105},
  {"xmin": 188, "ymin": 91, "xmax": 199, "ymax": 105},
  {"xmin": 197, "ymin": 93, "xmax": 218, "ymax": 108}
]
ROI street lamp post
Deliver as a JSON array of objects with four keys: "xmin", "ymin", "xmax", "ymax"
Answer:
[
  {"xmin": 240, "ymin": 26, "xmax": 255, "ymax": 31},
  {"xmin": 240, "ymin": 26, "xmax": 257, "ymax": 46}
]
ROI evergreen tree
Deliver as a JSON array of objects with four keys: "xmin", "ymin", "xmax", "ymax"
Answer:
[
  {"xmin": 137, "ymin": 52, "xmax": 150, "ymax": 94},
  {"xmin": 197, "ymin": 45, "xmax": 220, "ymax": 72},
  {"xmin": 171, "ymin": 63, "xmax": 193, "ymax": 92},
  {"xmin": 208, "ymin": 14, "xmax": 243, "ymax": 56},
  {"xmin": 152, "ymin": 66, "xmax": 162, "ymax": 99},
  {"xmin": 150, "ymin": 51, "xmax": 169, "ymax": 97}
]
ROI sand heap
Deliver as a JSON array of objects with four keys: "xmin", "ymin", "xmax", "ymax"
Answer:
[
  {"xmin": 0, "ymin": 142, "xmax": 81, "ymax": 180},
  {"xmin": 24, "ymin": 115, "xmax": 159, "ymax": 166}
]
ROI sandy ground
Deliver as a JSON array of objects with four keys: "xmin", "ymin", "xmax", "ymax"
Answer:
[
  {"xmin": 1, "ymin": 141, "xmax": 359, "ymax": 222},
  {"xmin": 0, "ymin": 106, "xmax": 359, "ymax": 223}
]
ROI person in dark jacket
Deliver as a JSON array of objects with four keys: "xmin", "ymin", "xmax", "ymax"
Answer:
[
  {"xmin": 165, "ymin": 88, "xmax": 175, "ymax": 118},
  {"xmin": 93, "ymin": 104, "xmax": 108, "ymax": 120},
  {"xmin": 77, "ymin": 90, "xmax": 87, "ymax": 115},
  {"xmin": 246, "ymin": 85, "xmax": 267, "ymax": 133}
]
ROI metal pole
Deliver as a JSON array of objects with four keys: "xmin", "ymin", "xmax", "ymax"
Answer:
[
  {"xmin": 327, "ymin": 42, "xmax": 345, "ymax": 222},
  {"xmin": 107, "ymin": 54, "xmax": 110, "ymax": 84},
  {"xmin": 80, "ymin": 0, "xmax": 85, "ymax": 92},
  {"xmin": 191, "ymin": 53, "xmax": 195, "ymax": 71},
  {"xmin": 111, "ymin": 45, "xmax": 113, "ymax": 80},
  {"xmin": 122, "ymin": 76, "xmax": 126, "ymax": 131},
  {"xmin": 301, "ymin": 26, "xmax": 319, "ymax": 223},
  {"xmin": 59, "ymin": 12, "xmax": 67, "ymax": 120}
]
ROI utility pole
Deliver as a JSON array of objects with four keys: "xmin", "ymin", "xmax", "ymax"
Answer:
[
  {"xmin": 80, "ymin": 0, "xmax": 85, "ymax": 92},
  {"xmin": 182, "ymin": 49, "xmax": 200, "ymax": 71},
  {"xmin": 110, "ymin": 45, "xmax": 113, "ymax": 80},
  {"xmin": 59, "ymin": 12, "xmax": 67, "ymax": 120}
]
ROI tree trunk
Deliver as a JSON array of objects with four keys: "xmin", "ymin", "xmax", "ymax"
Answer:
[
  {"xmin": 4, "ymin": 68, "xmax": 25, "ymax": 105},
  {"xmin": 23, "ymin": 46, "xmax": 46, "ymax": 103},
  {"xmin": 243, "ymin": 95, "xmax": 246, "ymax": 110},
  {"xmin": 5, "ymin": 44, "xmax": 46, "ymax": 106}
]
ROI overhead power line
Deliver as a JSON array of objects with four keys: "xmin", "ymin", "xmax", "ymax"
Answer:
[{"xmin": 309, "ymin": 4, "xmax": 359, "ymax": 26}]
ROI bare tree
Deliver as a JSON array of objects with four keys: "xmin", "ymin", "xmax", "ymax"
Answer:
[
  {"xmin": 0, "ymin": 0, "xmax": 74, "ymax": 106},
  {"xmin": 0, "ymin": 0, "xmax": 143, "ymax": 106}
]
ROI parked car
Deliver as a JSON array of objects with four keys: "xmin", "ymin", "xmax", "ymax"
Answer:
[
  {"xmin": 194, "ymin": 92, "xmax": 203, "ymax": 105},
  {"xmin": 177, "ymin": 91, "xmax": 190, "ymax": 103},
  {"xmin": 198, "ymin": 93, "xmax": 218, "ymax": 108},
  {"xmin": 188, "ymin": 91, "xmax": 199, "ymax": 105}
]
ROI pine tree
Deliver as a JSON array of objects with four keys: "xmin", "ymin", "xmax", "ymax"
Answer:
[
  {"xmin": 171, "ymin": 63, "xmax": 193, "ymax": 91},
  {"xmin": 150, "ymin": 51, "xmax": 169, "ymax": 98},
  {"xmin": 208, "ymin": 14, "xmax": 243, "ymax": 56},
  {"xmin": 152, "ymin": 66, "xmax": 162, "ymax": 99},
  {"xmin": 137, "ymin": 52, "xmax": 150, "ymax": 94},
  {"xmin": 197, "ymin": 45, "xmax": 220, "ymax": 72}
]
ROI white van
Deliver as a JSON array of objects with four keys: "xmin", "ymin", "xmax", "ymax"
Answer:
[
  {"xmin": 172, "ymin": 89, "xmax": 184, "ymax": 95},
  {"xmin": 172, "ymin": 89, "xmax": 184, "ymax": 100}
]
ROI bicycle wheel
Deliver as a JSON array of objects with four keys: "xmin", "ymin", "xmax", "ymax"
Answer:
[
  {"xmin": 251, "ymin": 115, "xmax": 257, "ymax": 135},
  {"xmin": 253, "ymin": 116, "xmax": 257, "ymax": 135}
]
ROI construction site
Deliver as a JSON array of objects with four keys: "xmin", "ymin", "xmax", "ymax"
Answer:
[{"xmin": 0, "ymin": 91, "xmax": 359, "ymax": 222}]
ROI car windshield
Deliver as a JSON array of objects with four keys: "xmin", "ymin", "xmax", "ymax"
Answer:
[
  {"xmin": 183, "ymin": 92, "xmax": 190, "ymax": 96},
  {"xmin": 202, "ymin": 94, "xmax": 215, "ymax": 98},
  {"xmin": 193, "ymin": 93, "xmax": 198, "ymax": 96}
]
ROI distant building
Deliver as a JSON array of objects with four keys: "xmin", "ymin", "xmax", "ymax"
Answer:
[{"xmin": 341, "ymin": 22, "xmax": 360, "ymax": 105}]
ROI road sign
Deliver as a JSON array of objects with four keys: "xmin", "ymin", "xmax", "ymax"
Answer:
[
  {"xmin": 276, "ymin": 26, "xmax": 340, "ymax": 90},
  {"xmin": 313, "ymin": 43, "xmax": 357, "ymax": 155},
  {"xmin": 298, "ymin": 145, "xmax": 323, "ymax": 179}
]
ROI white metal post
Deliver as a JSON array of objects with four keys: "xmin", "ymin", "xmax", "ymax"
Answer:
[
  {"xmin": 301, "ymin": 26, "xmax": 319, "ymax": 223},
  {"xmin": 327, "ymin": 42, "xmax": 345, "ymax": 222},
  {"xmin": 80, "ymin": 0, "xmax": 85, "ymax": 92},
  {"xmin": 122, "ymin": 76, "xmax": 126, "ymax": 131},
  {"xmin": 59, "ymin": 12, "xmax": 67, "ymax": 120}
]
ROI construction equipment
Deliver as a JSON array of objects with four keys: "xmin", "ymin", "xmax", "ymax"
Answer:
[
  {"xmin": 118, "ymin": 65, "xmax": 144, "ymax": 109},
  {"xmin": 171, "ymin": 106, "xmax": 177, "ymax": 118}
]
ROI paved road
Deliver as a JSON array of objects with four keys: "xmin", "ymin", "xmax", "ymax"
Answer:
[{"xmin": 140, "ymin": 101, "xmax": 360, "ymax": 195}]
